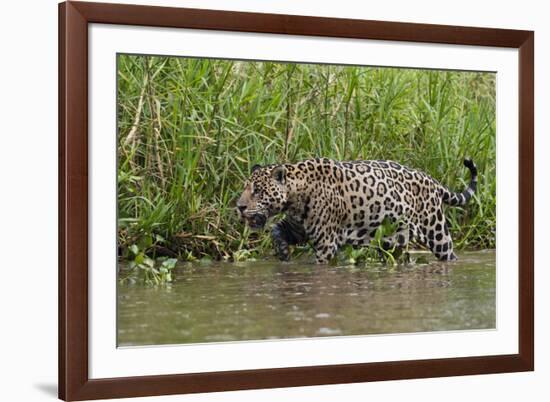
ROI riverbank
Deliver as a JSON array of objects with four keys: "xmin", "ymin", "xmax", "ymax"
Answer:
[{"xmin": 117, "ymin": 55, "xmax": 496, "ymax": 261}]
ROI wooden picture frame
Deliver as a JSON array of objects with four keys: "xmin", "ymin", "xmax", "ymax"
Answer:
[{"xmin": 59, "ymin": 1, "xmax": 534, "ymax": 400}]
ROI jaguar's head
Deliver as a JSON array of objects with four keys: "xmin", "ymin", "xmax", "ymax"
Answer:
[{"xmin": 236, "ymin": 164, "xmax": 289, "ymax": 229}]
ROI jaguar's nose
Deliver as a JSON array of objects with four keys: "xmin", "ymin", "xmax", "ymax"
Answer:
[{"xmin": 237, "ymin": 205, "xmax": 247, "ymax": 214}]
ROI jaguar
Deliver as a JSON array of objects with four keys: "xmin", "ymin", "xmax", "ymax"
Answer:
[{"xmin": 236, "ymin": 157, "xmax": 477, "ymax": 264}]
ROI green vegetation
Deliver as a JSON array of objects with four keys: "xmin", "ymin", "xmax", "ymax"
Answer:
[
  {"xmin": 119, "ymin": 243, "xmax": 177, "ymax": 285},
  {"xmin": 117, "ymin": 54, "xmax": 496, "ymax": 263},
  {"xmin": 340, "ymin": 218, "xmax": 412, "ymax": 266}
]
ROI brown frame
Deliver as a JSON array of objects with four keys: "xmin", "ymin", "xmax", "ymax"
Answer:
[{"xmin": 59, "ymin": 1, "xmax": 534, "ymax": 400}]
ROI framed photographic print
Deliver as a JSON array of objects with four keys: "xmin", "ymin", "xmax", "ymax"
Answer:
[{"xmin": 59, "ymin": 1, "xmax": 534, "ymax": 400}]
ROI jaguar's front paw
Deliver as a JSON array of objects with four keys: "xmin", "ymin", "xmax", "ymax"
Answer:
[{"xmin": 274, "ymin": 240, "xmax": 290, "ymax": 261}]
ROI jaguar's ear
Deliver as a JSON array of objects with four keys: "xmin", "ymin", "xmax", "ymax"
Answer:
[
  {"xmin": 251, "ymin": 164, "xmax": 262, "ymax": 173},
  {"xmin": 271, "ymin": 165, "xmax": 286, "ymax": 184}
]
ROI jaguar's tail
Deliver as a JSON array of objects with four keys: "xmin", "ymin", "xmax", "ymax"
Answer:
[{"xmin": 441, "ymin": 159, "xmax": 478, "ymax": 206}]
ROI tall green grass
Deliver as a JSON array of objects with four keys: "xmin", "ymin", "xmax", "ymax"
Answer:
[{"xmin": 117, "ymin": 54, "xmax": 496, "ymax": 260}]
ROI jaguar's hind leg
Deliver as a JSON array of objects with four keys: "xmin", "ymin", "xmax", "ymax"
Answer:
[
  {"xmin": 380, "ymin": 225, "xmax": 410, "ymax": 251},
  {"xmin": 378, "ymin": 225, "xmax": 411, "ymax": 261},
  {"xmin": 426, "ymin": 220, "xmax": 457, "ymax": 261}
]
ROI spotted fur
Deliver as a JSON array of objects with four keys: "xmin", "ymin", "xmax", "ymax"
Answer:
[{"xmin": 237, "ymin": 158, "xmax": 477, "ymax": 264}]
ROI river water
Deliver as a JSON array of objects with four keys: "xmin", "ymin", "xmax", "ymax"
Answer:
[{"xmin": 117, "ymin": 250, "xmax": 495, "ymax": 346}]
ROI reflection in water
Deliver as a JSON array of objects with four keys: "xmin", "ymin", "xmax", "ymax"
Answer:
[{"xmin": 117, "ymin": 250, "xmax": 495, "ymax": 346}]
